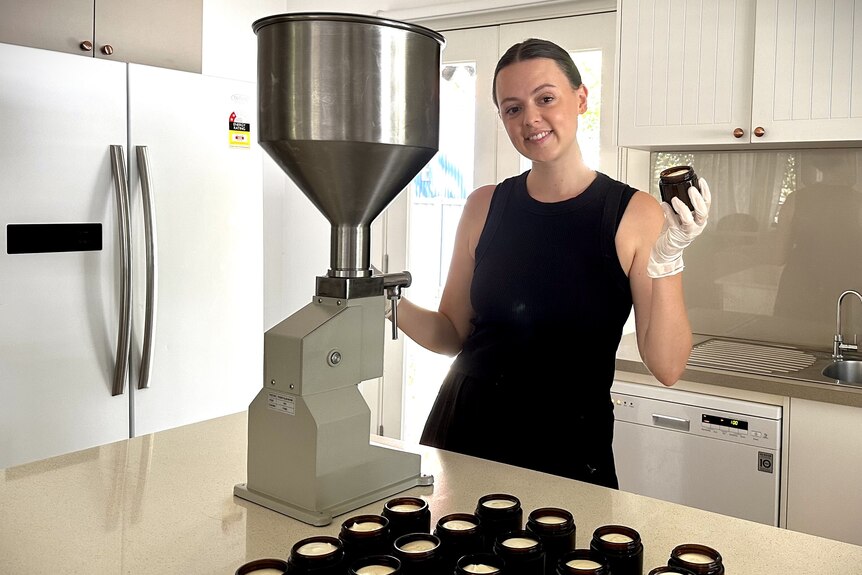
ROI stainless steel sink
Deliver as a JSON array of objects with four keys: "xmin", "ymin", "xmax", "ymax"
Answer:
[{"xmin": 821, "ymin": 360, "xmax": 862, "ymax": 386}]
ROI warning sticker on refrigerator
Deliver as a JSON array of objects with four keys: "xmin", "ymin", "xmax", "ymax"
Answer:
[
  {"xmin": 228, "ymin": 111, "xmax": 251, "ymax": 148},
  {"xmin": 267, "ymin": 391, "xmax": 296, "ymax": 415}
]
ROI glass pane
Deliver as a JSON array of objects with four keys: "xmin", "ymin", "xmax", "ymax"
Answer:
[
  {"xmin": 518, "ymin": 49, "xmax": 603, "ymax": 173},
  {"xmin": 652, "ymin": 148, "xmax": 862, "ymax": 350},
  {"xmin": 403, "ymin": 62, "xmax": 476, "ymax": 443}
]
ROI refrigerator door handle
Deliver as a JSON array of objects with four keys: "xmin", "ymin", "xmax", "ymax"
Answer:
[
  {"xmin": 110, "ymin": 145, "xmax": 132, "ymax": 396},
  {"xmin": 136, "ymin": 146, "xmax": 158, "ymax": 390}
]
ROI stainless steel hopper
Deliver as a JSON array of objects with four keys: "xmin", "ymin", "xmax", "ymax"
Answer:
[{"xmin": 233, "ymin": 13, "xmax": 444, "ymax": 526}]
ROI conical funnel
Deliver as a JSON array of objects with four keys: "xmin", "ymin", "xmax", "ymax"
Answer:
[{"xmin": 253, "ymin": 13, "xmax": 445, "ymax": 278}]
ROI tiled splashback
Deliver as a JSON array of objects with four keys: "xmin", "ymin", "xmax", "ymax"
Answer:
[{"xmin": 650, "ymin": 148, "xmax": 862, "ymax": 351}]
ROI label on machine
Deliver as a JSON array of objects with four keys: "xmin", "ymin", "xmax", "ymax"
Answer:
[{"xmin": 267, "ymin": 392, "xmax": 296, "ymax": 415}]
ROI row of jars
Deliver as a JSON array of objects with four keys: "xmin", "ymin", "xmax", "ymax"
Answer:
[{"xmin": 236, "ymin": 493, "xmax": 725, "ymax": 575}]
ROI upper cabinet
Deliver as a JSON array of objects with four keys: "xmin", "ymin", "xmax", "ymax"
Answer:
[
  {"xmin": 0, "ymin": 0, "xmax": 202, "ymax": 73},
  {"xmin": 752, "ymin": 0, "xmax": 862, "ymax": 144},
  {"xmin": 616, "ymin": 0, "xmax": 862, "ymax": 150}
]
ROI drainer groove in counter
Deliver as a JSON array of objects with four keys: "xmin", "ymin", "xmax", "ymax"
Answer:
[{"xmin": 688, "ymin": 339, "xmax": 816, "ymax": 375}]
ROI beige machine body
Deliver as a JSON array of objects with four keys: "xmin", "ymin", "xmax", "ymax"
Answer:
[{"xmin": 233, "ymin": 13, "xmax": 444, "ymax": 526}]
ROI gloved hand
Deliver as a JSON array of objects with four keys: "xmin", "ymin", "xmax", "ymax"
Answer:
[{"xmin": 647, "ymin": 178, "xmax": 711, "ymax": 278}]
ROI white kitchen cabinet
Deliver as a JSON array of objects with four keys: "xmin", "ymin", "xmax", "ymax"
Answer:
[
  {"xmin": 751, "ymin": 0, "xmax": 862, "ymax": 144},
  {"xmin": 785, "ymin": 397, "xmax": 862, "ymax": 546},
  {"xmin": 616, "ymin": 0, "xmax": 756, "ymax": 148},
  {"xmin": 0, "ymin": 0, "xmax": 202, "ymax": 72},
  {"xmin": 616, "ymin": 0, "xmax": 862, "ymax": 149}
]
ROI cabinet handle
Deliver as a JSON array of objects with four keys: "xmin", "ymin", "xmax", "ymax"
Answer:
[
  {"xmin": 733, "ymin": 128, "xmax": 745, "ymax": 138},
  {"xmin": 80, "ymin": 40, "xmax": 93, "ymax": 52},
  {"xmin": 754, "ymin": 126, "xmax": 766, "ymax": 137},
  {"xmin": 101, "ymin": 44, "xmax": 115, "ymax": 56}
]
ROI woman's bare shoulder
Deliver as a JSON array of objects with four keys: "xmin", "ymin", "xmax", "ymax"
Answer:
[{"xmin": 622, "ymin": 190, "xmax": 664, "ymax": 233}]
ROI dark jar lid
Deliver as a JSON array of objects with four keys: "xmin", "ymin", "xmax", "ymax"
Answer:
[
  {"xmin": 669, "ymin": 544, "xmax": 724, "ymax": 575},
  {"xmin": 287, "ymin": 536, "xmax": 345, "ymax": 570},
  {"xmin": 383, "ymin": 497, "xmax": 429, "ymax": 518},
  {"xmin": 348, "ymin": 554, "xmax": 402, "ymax": 575},
  {"xmin": 235, "ymin": 557, "xmax": 289, "ymax": 575},
  {"xmin": 475, "ymin": 493, "xmax": 522, "ymax": 518},
  {"xmin": 555, "ymin": 549, "xmax": 610, "ymax": 575},
  {"xmin": 647, "ymin": 566, "xmax": 697, "ymax": 575},
  {"xmin": 526, "ymin": 507, "xmax": 575, "ymax": 536},
  {"xmin": 392, "ymin": 533, "xmax": 441, "ymax": 561},
  {"xmin": 659, "ymin": 165, "xmax": 697, "ymax": 184},
  {"xmin": 455, "ymin": 552, "xmax": 507, "ymax": 575},
  {"xmin": 435, "ymin": 513, "xmax": 481, "ymax": 536},
  {"xmin": 589, "ymin": 525, "xmax": 642, "ymax": 556},
  {"xmin": 340, "ymin": 514, "xmax": 390, "ymax": 541},
  {"xmin": 493, "ymin": 529, "xmax": 543, "ymax": 558}
]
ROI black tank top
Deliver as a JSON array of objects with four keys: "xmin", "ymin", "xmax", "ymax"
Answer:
[{"xmin": 452, "ymin": 170, "xmax": 636, "ymax": 409}]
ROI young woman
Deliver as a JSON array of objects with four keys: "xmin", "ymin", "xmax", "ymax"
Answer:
[{"xmin": 390, "ymin": 38, "xmax": 711, "ymax": 488}]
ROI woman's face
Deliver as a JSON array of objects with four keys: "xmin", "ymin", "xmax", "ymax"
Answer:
[{"xmin": 494, "ymin": 57, "xmax": 588, "ymax": 165}]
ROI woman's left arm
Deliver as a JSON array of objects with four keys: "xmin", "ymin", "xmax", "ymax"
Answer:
[{"xmin": 621, "ymin": 182, "xmax": 711, "ymax": 386}]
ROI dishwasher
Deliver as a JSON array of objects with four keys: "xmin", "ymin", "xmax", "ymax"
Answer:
[{"xmin": 610, "ymin": 380, "xmax": 782, "ymax": 526}]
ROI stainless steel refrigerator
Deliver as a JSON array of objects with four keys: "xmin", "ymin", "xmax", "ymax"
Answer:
[{"xmin": 0, "ymin": 42, "xmax": 263, "ymax": 469}]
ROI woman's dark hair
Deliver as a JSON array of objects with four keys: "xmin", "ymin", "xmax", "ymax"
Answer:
[{"xmin": 492, "ymin": 38, "xmax": 583, "ymax": 107}]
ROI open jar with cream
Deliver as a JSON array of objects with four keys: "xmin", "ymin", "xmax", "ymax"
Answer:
[
  {"xmin": 455, "ymin": 552, "xmax": 507, "ymax": 575},
  {"xmin": 347, "ymin": 554, "xmax": 402, "ymax": 575},
  {"xmin": 493, "ymin": 530, "xmax": 545, "ymax": 575},
  {"xmin": 434, "ymin": 512, "xmax": 484, "ymax": 572},
  {"xmin": 555, "ymin": 549, "xmax": 610, "ymax": 575},
  {"xmin": 234, "ymin": 557, "xmax": 289, "ymax": 575},
  {"xmin": 382, "ymin": 497, "xmax": 431, "ymax": 540},
  {"xmin": 286, "ymin": 536, "xmax": 345, "ymax": 575},
  {"xmin": 475, "ymin": 493, "xmax": 523, "ymax": 552},
  {"xmin": 589, "ymin": 525, "xmax": 643, "ymax": 575},
  {"xmin": 392, "ymin": 533, "xmax": 441, "ymax": 575},
  {"xmin": 339, "ymin": 514, "xmax": 391, "ymax": 565},
  {"xmin": 668, "ymin": 544, "xmax": 724, "ymax": 575},
  {"xmin": 526, "ymin": 507, "xmax": 577, "ymax": 575}
]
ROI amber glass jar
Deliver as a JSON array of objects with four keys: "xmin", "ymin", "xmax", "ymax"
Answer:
[
  {"xmin": 493, "ymin": 530, "xmax": 545, "ymax": 575},
  {"xmin": 555, "ymin": 550, "xmax": 609, "ymax": 575},
  {"xmin": 382, "ymin": 497, "xmax": 431, "ymax": 541},
  {"xmin": 475, "ymin": 493, "xmax": 523, "ymax": 552},
  {"xmin": 647, "ymin": 566, "xmax": 696, "ymax": 575},
  {"xmin": 286, "ymin": 536, "xmax": 346, "ymax": 575},
  {"xmin": 339, "ymin": 514, "xmax": 391, "ymax": 565},
  {"xmin": 347, "ymin": 554, "xmax": 402, "ymax": 575},
  {"xmin": 589, "ymin": 525, "xmax": 643, "ymax": 575},
  {"xmin": 668, "ymin": 544, "xmax": 724, "ymax": 575},
  {"xmin": 434, "ymin": 513, "xmax": 484, "ymax": 573},
  {"xmin": 526, "ymin": 507, "xmax": 576, "ymax": 575},
  {"xmin": 392, "ymin": 533, "xmax": 442, "ymax": 575},
  {"xmin": 455, "ymin": 552, "xmax": 507, "ymax": 575},
  {"xmin": 659, "ymin": 165, "xmax": 700, "ymax": 212},
  {"xmin": 235, "ymin": 557, "xmax": 289, "ymax": 575}
]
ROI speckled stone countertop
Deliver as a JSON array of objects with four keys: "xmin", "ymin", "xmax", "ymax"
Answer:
[
  {"xmin": 616, "ymin": 332, "xmax": 862, "ymax": 408},
  {"xmin": 1, "ymin": 411, "xmax": 860, "ymax": 574}
]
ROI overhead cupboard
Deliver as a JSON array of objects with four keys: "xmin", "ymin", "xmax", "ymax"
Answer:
[
  {"xmin": 616, "ymin": 0, "xmax": 862, "ymax": 149},
  {"xmin": 0, "ymin": 0, "xmax": 203, "ymax": 72}
]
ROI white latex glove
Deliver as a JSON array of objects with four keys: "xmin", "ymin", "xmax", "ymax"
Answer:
[{"xmin": 647, "ymin": 178, "xmax": 712, "ymax": 278}]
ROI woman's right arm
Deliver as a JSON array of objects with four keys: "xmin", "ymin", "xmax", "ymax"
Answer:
[{"xmin": 390, "ymin": 184, "xmax": 496, "ymax": 357}]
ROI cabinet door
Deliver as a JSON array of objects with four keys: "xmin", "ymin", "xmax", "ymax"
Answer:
[
  {"xmin": 616, "ymin": 0, "xmax": 756, "ymax": 149},
  {"xmin": 785, "ymin": 398, "xmax": 862, "ymax": 546},
  {"xmin": 0, "ymin": 0, "xmax": 94, "ymax": 56},
  {"xmin": 752, "ymin": 0, "xmax": 862, "ymax": 144},
  {"xmin": 95, "ymin": 0, "xmax": 202, "ymax": 72}
]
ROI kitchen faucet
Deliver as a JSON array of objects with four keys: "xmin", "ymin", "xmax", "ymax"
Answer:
[{"xmin": 833, "ymin": 290, "xmax": 862, "ymax": 360}]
